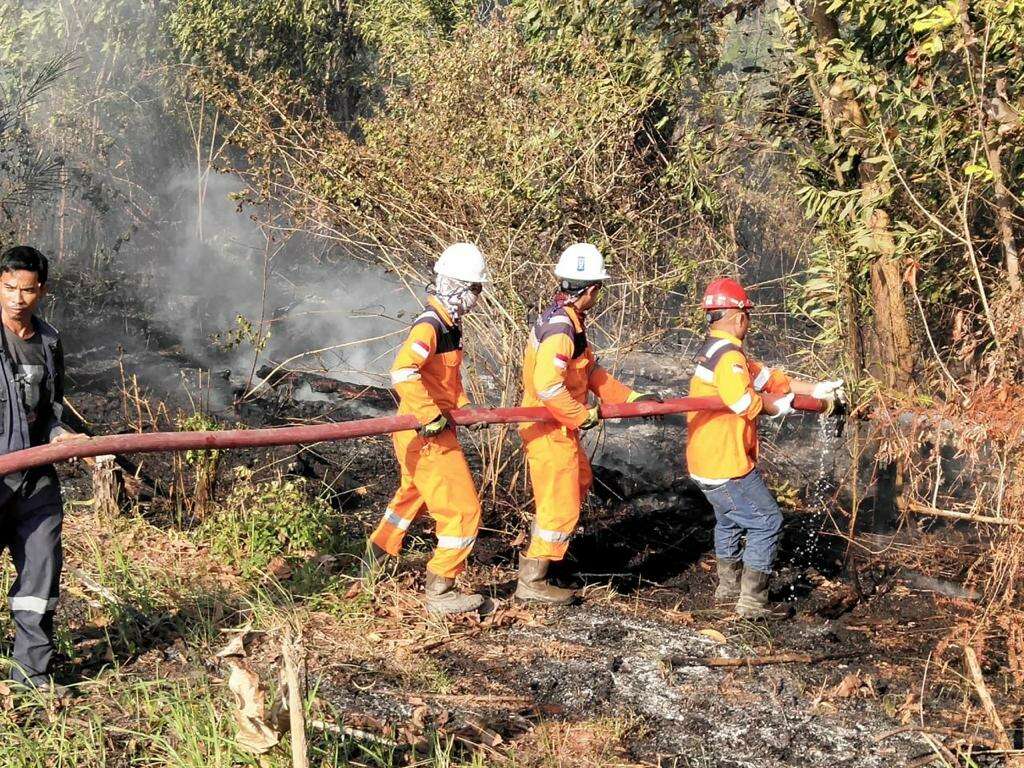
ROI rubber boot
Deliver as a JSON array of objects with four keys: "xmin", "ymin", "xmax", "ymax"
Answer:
[
  {"xmin": 424, "ymin": 572, "xmax": 484, "ymax": 615},
  {"xmin": 735, "ymin": 568, "xmax": 790, "ymax": 620},
  {"xmin": 515, "ymin": 555, "xmax": 575, "ymax": 605},
  {"xmin": 714, "ymin": 558, "xmax": 743, "ymax": 607},
  {"xmin": 358, "ymin": 541, "xmax": 390, "ymax": 580}
]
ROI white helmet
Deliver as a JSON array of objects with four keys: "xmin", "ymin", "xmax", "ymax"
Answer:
[
  {"xmin": 434, "ymin": 242, "xmax": 490, "ymax": 283},
  {"xmin": 554, "ymin": 243, "xmax": 610, "ymax": 282}
]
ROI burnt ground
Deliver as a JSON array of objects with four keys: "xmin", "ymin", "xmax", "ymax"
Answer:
[
  {"xmin": 37, "ymin": 386, "xmax": 1018, "ymax": 767},
  {"xmin": 3, "ymin": 278, "xmax": 1018, "ymax": 766}
]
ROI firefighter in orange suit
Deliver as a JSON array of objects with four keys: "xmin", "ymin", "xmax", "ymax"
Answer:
[
  {"xmin": 364, "ymin": 243, "xmax": 490, "ymax": 615},
  {"xmin": 687, "ymin": 277, "xmax": 844, "ymax": 618},
  {"xmin": 516, "ymin": 244, "xmax": 660, "ymax": 604}
]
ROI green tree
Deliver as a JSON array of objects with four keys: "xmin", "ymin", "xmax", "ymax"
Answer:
[{"xmin": 773, "ymin": 0, "xmax": 1023, "ymax": 394}]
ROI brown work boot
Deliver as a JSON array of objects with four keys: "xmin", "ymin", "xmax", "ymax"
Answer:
[
  {"xmin": 714, "ymin": 558, "xmax": 743, "ymax": 607},
  {"xmin": 515, "ymin": 555, "xmax": 575, "ymax": 605},
  {"xmin": 424, "ymin": 572, "xmax": 484, "ymax": 615},
  {"xmin": 735, "ymin": 568, "xmax": 791, "ymax": 620}
]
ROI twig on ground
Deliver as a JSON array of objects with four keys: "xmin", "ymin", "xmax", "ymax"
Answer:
[
  {"xmin": 963, "ymin": 646, "xmax": 1013, "ymax": 752},
  {"xmin": 907, "ymin": 502, "xmax": 1024, "ymax": 527},
  {"xmin": 664, "ymin": 651, "xmax": 863, "ymax": 668},
  {"xmin": 307, "ymin": 719, "xmax": 404, "ymax": 750},
  {"xmin": 283, "ymin": 631, "xmax": 309, "ymax": 768},
  {"xmin": 874, "ymin": 725, "xmax": 995, "ymax": 747}
]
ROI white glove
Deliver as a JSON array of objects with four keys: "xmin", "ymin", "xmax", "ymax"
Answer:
[
  {"xmin": 770, "ymin": 392, "xmax": 795, "ymax": 419},
  {"xmin": 812, "ymin": 379, "xmax": 845, "ymax": 400}
]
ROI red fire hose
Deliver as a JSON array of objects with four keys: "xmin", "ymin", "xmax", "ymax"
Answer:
[{"xmin": 0, "ymin": 393, "xmax": 826, "ymax": 476}]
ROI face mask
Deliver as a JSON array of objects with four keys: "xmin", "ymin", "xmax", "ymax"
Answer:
[{"xmin": 433, "ymin": 275, "xmax": 478, "ymax": 320}]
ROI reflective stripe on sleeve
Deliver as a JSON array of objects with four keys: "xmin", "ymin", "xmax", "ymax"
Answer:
[
  {"xmin": 547, "ymin": 316, "xmax": 573, "ymax": 326},
  {"xmin": 553, "ymin": 354, "xmax": 568, "ymax": 370},
  {"xmin": 753, "ymin": 367, "xmax": 772, "ymax": 392},
  {"xmin": 694, "ymin": 365, "xmax": 714, "ymax": 383},
  {"xmin": 436, "ymin": 535, "xmax": 476, "ymax": 549},
  {"xmin": 538, "ymin": 383, "xmax": 566, "ymax": 400},
  {"xmin": 536, "ymin": 382, "xmax": 569, "ymax": 399},
  {"xmin": 10, "ymin": 596, "xmax": 58, "ymax": 614},
  {"xmin": 390, "ymin": 368, "xmax": 421, "ymax": 384},
  {"xmin": 411, "ymin": 341, "xmax": 430, "ymax": 359},
  {"xmin": 728, "ymin": 391, "xmax": 753, "ymax": 414},
  {"xmin": 384, "ymin": 508, "xmax": 412, "ymax": 531},
  {"xmin": 532, "ymin": 525, "xmax": 573, "ymax": 543}
]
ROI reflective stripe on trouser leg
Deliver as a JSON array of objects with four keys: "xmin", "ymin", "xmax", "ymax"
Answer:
[
  {"xmin": 7, "ymin": 484, "xmax": 63, "ymax": 686},
  {"xmin": 524, "ymin": 427, "xmax": 587, "ymax": 561},
  {"xmin": 371, "ymin": 443, "xmax": 427, "ymax": 556},
  {"xmin": 388, "ymin": 428, "xmax": 481, "ymax": 579}
]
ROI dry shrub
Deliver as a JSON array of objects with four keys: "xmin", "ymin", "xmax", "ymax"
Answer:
[
  {"xmin": 885, "ymin": 383, "xmax": 1024, "ymax": 682},
  {"xmin": 178, "ymin": 4, "xmax": 774, "ymax": 502}
]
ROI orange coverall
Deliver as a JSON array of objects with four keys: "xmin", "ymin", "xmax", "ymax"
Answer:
[
  {"xmin": 685, "ymin": 330, "xmax": 792, "ymax": 484},
  {"xmin": 518, "ymin": 304, "xmax": 637, "ymax": 560},
  {"xmin": 370, "ymin": 297, "xmax": 481, "ymax": 578}
]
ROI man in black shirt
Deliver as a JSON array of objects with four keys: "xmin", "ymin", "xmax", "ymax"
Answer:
[{"xmin": 0, "ymin": 245, "xmax": 83, "ymax": 690}]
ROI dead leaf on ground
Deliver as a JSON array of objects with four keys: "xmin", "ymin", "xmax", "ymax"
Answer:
[
  {"xmin": 267, "ymin": 556, "xmax": 292, "ymax": 580},
  {"xmin": 457, "ymin": 715, "xmax": 504, "ymax": 748},
  {"xmin": 831, "ymin": 672, "xmax": 876, "ymax": 700},
  {"xmin": 226, "ymin": 660, "xmax": 280, "ymax": 754},
  {"xmin": 698, "ymin": 628, "xmax": 728, "ymax": 644},
  {"xmin": 898, "ymin": 691, "xmax": 920, "ymax": 724},
  {"xmin": 215, "ymin": 629, "xmax": 251, "ymax": 659}
]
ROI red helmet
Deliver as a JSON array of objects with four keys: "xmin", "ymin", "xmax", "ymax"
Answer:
[{"xmin": 701, "ymin": 278, "xmax": 753, "ymax": 310}]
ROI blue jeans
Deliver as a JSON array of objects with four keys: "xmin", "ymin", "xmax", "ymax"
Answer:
[{"xmin": 699, "ymin": 469, "xmax": 782, "ymax": 575}]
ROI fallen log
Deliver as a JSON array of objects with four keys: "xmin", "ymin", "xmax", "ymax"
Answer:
[
  {"xmin": 664, "ymin": 651, "xmax": 862, "ymax": 668},
  {"xmin": 0, "ymin": 393, "xmax": 827, "ymax": 476}
]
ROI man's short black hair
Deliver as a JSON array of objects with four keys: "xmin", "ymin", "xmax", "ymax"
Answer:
[{"xmin": 0, "ymin": 246, "xmax": 49, "ymax": 285}]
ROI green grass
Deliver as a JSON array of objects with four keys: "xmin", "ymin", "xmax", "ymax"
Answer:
[{"xmin": 0, "ymin": 488, "xmax": 510, "ymax": 768}]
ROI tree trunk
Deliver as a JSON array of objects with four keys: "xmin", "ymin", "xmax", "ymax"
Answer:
[
  {"xmin": 802, "ymin": 1, "xmax": 917, "ymax": 393},
  {"xmin": 959, "ymin": 4, "xmax": 1022, "ymax": 294}
]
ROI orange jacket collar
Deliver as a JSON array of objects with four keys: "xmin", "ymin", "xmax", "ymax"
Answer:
[
  {"xmin": 427, "ymin": 296, "xmax": 455, "ymax": 327},
  {"xmin": 709, "ymin": 328, "xmax": 743, "ymax": 348},
  {"xmin": 562, "ymin": 304, "xmax": 584, "ymax": 332}
]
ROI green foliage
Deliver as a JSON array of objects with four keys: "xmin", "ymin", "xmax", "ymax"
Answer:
[
  {"xmin": 170, "ymin": 0, "xmax": 738, "ymax": 345},
  {"xmin": 0, "ymin": 0, "xmax": 186, "ymax": 268},
  {"xmin": 176, "ymin": 411, "xmax": 222, "ymax": 466},
  {"xmin": 773, "ymin": 0, "xmax": 1024, "ymax": 377},
  {"xmin": 211, "ymin": 313, "xmax": 271, "ymax": 354},
  {"xmin": 198, "ymin": 467, "xmax": 339, "ymax": 578},
  {"xmin": 166, "ymin": 0, "xmax": 359, "ymax": 117}
]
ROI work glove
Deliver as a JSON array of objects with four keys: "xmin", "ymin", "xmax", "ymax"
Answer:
[
  {"xmin": 419, "ymin": 414, "xmax": 449, "ymax": 437},
  {"xmin": 812, "ymin": 379, "xmax": 845, "ymax": 402},
  {"xmin": 579, "ymin": 405, "xmax": 601, "ymax": 431},
  {"xmin": 769, "ymin": 392, "xmax": 795, "ymax": 419}
]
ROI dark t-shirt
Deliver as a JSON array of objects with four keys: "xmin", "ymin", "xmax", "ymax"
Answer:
[
  {"xmin": 3, "ymin": 326, "xmax": 52, "ymax": 447},
  {"xmin": 2, "ymin": 325, "xmax": 57, "ymax": 497}
]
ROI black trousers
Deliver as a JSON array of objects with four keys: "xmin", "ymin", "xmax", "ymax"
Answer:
[{"xmin": 0, "ymin": 481, "xmax": 63, "ymax": 686}]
